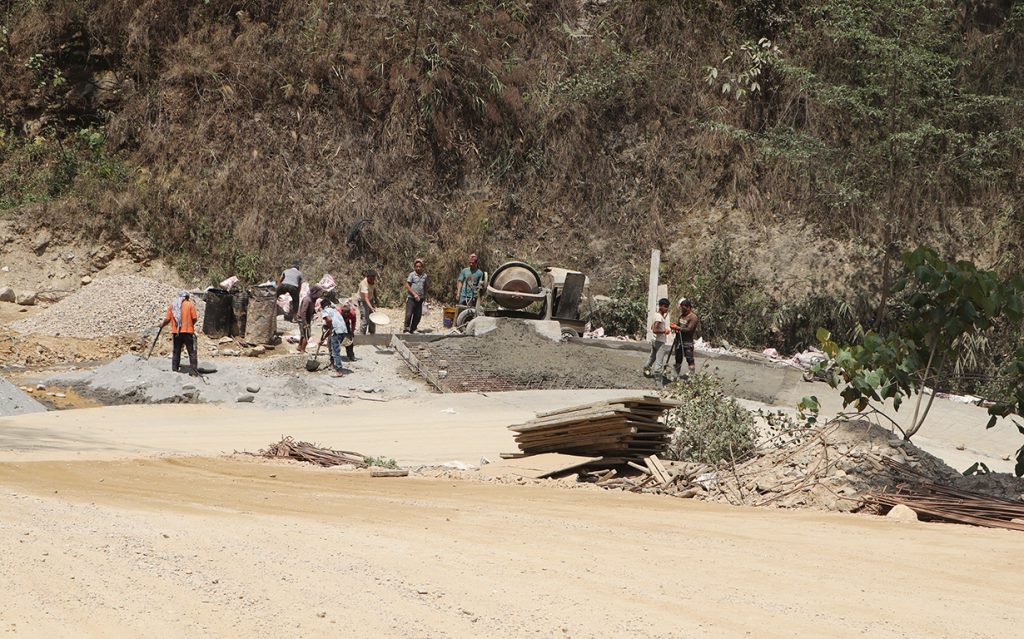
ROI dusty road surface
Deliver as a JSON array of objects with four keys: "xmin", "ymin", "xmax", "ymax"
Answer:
[{"xmin": 2, "ymin": 456, "xmax": 1021, "ymax": 639}]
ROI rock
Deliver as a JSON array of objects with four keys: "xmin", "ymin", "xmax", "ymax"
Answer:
[
  {"xmin": 955, "ymin": 444, "xmax": 966, "ymax": 451},
  {"xmin": 886, "ymin": 504, "xmax": 919, "ymax": 522},
  {"xmin": 218, "ymin": 336, "xmax": 234, "ymax": 344},
  {"xmin": 243, "ymin": 345, "xmax": 265, "ymax": 357},
  {"xmin": 196, "ymin": 363, "xmax": 217, "ymax": 374},
  {"xmin": 32, "ymin": 228, "xmax": 51, "ymax": 254},
  {"xmin": 80, "ymin": 275, "xmax": 92, "ymax": 285},
  {"xmin": 237, "ymin": 394, "xmax": 255, "ymax": 403},
  {"xmin": 0, "ymin": 287, "xmax": 14, "ymax": 302},
  {"xmin": 182, "ymin": 384, "xmax": 196, "ymax": 391},
  {"xmin": 16, "ymin": 291, "xmax": 37, "ymax": 306},
  {"xmin": 246, "ymin": 385, "xmax": 261, "ymax": 393}
]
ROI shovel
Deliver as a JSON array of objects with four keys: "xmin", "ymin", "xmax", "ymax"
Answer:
[
  {"xmin": 305, "ymin": 328, "xmax": 329, "ymax": 372},
  {"xmin": 144, "ymin": 324, "xmax": 165, "ymax": 360}
]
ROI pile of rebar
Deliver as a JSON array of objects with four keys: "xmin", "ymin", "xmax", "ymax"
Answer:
[
  {"xmin": 258, "ymin": 436, "xmax": 368, "ymax": 468},
  {"xmin": 870, "ymin": 481, "xmax": 1024, "ymax": 532}
]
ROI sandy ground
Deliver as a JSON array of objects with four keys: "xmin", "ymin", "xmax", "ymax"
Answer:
[{"xmin": 1, "ymin": 456, "xmax": 1022, "ymax": 639}]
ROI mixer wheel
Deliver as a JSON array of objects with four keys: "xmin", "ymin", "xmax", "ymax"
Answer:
[{"xmin": 456, "ymin": 308, "xmax": 477, "ymax": 329}]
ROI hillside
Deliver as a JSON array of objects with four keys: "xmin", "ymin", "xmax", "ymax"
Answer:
[{"xmin": 1, "ymin": 0, "xmax": 1022, "ymax": 354}]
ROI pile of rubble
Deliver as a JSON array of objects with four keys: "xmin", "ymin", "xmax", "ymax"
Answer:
[
  {"xmin": 11, "ymin": 275, "xmax": 204, "ymax": 338},
  {"xmin": 580, "ymin": 419, "xmax": 1024, "ymax": 520}
]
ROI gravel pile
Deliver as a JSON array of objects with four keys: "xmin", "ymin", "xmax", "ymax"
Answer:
[
  {"xmin": 11, "ymin": 275, "xmax": 205, "ymax": 338},
  {"xmin": 0, "ymin": 375, "xmax": 46, "ymax": 416}
]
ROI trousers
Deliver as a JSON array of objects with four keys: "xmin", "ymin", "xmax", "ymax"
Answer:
[
  {"xmin": 404, "ymin": 297, "xmax": 423, "ymax": 333},
  {"xmin": 172, "ymin": 332, "xmax": 197, "ymax": 373},
  {"xmin": 358, "ymin": 300, "xmax": 375, "ymax": 334}
]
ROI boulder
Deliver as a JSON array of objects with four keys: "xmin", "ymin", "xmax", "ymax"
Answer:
[
  {"xmin": 886, "ymin": 504, "xmax": 919, "ymax": 522},
  {"xmin": 16, "ymin": 291, "xmax": 37, "ymax": 306},
  {"xmin": 80, "ymin": 275, "xmax": 92, "ymax": 285},
  {"xmin": 246, "ymin": 385, "xmax": 261, "ymax": 393},
  {"xmin": 237, "ymin": 394, "xmax": 255, "ymax": 403},
  {"xmin": 0, "ymin": 287, "xmax": 14, "ymax": 303},
  {"xmin": 32, "ymin": 228, "xmax": 51, "ymax": 254}
]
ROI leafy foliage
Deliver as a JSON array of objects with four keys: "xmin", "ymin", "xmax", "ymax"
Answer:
[
  {"xmin": 588, "ymin": 273, "xmax": 647, "ymax": 338},
  {"xmin": 662, "ymin": 372, "xmax": 758, "ymax": 464},
  {"xmin": 808, "ymin": 246, "xmax": 1024, "ymax": 475}
]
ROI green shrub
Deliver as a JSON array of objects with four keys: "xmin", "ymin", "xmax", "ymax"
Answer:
[
  {"xmin": 589, "ymin": 273, "xmax": 647, "ymax": 338},
  {"xmin": 662, "ymin": 372, "xmax": 757, "ymax": 464}
]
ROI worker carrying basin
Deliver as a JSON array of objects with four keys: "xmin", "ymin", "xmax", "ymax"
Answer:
[{"xmin": 457, "ymin": 260, "xmax": 589, "ymax": 338}]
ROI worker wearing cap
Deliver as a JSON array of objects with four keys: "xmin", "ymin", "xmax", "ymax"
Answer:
[
  {"xmin": 672, "ymin": 298, "xmax": 700, "ymax": 379},
  {"xmin": 404, "ymin": 258, "xmax": 428, "ymax": 333},
  {"xmin": 643, "ymin": 298, "xmax": 671, "ymax": 380},
  {"xmin": 161, "ymin": 290, "xmax": 199, "ymax": 376}
]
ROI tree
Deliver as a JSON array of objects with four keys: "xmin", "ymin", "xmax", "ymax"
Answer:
[
  {"xmin": 807, "ymin": 246, "xmax": 1024, "ymax": 475},
  {"xmin": 707, "ymin": 0, "xmax": 1023, "ymax": 313}
]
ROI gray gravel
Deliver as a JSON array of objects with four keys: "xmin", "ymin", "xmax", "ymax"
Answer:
[
  {"xmin": 49, "ymin": 346, "xmax": 424, "ymax": 409},
  {"xmin": 0, "ymin": 375, "xmax": 46, "ymax": 416},
  {"xmin": 11, "ymin": 275, "xmax": 206, "ymax": 338}
]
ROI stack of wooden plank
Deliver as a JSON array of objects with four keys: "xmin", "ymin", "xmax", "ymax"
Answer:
[{"xmin": 508, "ymin": 396, "xmax": 678, "ymax": 460}]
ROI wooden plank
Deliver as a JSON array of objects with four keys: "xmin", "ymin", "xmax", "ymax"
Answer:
[
  {"xmin": 553, "ymin": 271, "xmax": 586, "ymax": 320},
  {"xmin": 478, "ymin": 454, "xmax": 601, "ymax": 480},
  {"xmin": 644, "ymin": 456, "xmax": 668, "ymax": 484},
  {"xmin": 627, "ymin": 461, "xmax": 652, "ymax": 474},
  {"xmin": 510, "ymin": 409, "xmax": 662, "ymax": 431},
  {"xmin": 650, "ymin": 456, "xmax": 671, "ymax": 482},
  {"xmin": 533, "ymin": 396, "xmax": 666, "ymax": 419},
  {"xmin": 370, "ymin": 469, "xmax": 409, "ymax": 478}
]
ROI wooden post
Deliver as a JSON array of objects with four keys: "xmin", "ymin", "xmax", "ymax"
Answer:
[{"xmin": 646, "ymin": 249, "xmax": 660, "ymax": 341}]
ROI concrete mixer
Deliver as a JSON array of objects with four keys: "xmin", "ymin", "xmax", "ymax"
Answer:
[{"xmin": 456, "ymin": 261, "xmax": 588, "ymax": 338}]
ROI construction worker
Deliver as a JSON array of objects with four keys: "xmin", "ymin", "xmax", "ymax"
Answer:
[
  {"xmin": 275, "ymin": 260, "xmax": 303, "ymax": 321},
  {"xmin": 456, "ymin": 253, "xmax": 484, "ymax": 306},
  {"xmin": 161, "ymin": 290, "xmax": 199, "ymax": 376},
  {"xmin": 672, "ymin": 298, "xmax": 700, "ymax": 379},
  {"xmin": 340, "ymin": 298, "xmax": 357, "ymax": 361},
  {"xmin": 357, "ymin": 269, "xmax": 378, "ymax": 334},
  {"xmin": 295, "ymin": 284, "xmax": 323, "ymax": 353},
  {"xmin": 319, "ymin": 300, "xmax": 348, "ymax": 377},
  {"xmin": 643, "ymin": 298, "xmax": 671, "ymax": 381},
  {"xmin": 404, "ymin": 258, "xmax": 428, "ymax": 333}
]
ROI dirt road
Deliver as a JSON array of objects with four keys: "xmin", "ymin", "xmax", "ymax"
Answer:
[{"xmin": 1, "ymin": 456, "xmax": 1021, "ymax": 639}]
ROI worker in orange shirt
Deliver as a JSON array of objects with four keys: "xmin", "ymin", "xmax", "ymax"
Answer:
[{"xmin": 161, "ymin": 290, "xmax": 199, "ymax": 376}]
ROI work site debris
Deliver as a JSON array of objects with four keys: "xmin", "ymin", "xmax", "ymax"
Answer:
[
  {"xmin": 11, "ymin": 275, "xmax": 205, "ymax": 338},
  {"xmin": 507, "ymin": 396, "xmax": 678, "ymax": 460},
  {"xmin": 256, "ymin": 437, "xmax": 369, "ymax": 468},
  {"xmin": 869, "ymin": 471, "xmax": 1024, "ymax": 532},
  {"xmin": 571, "ymin": 419, "xmax": 1024, "ymax": 531}
]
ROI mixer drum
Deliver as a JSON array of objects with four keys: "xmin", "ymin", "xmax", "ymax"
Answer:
[{"xmin": 488, "ymin": 262, "xmax": 545, "ymax": 310}]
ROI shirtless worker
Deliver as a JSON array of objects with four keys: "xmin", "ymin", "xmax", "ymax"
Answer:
[{"xmin": 671, "ymin": 298, "xmax": 700, "ymax": 380}]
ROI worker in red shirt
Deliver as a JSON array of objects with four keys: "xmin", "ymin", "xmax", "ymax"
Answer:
[
  {"xmin": 340, "ymin": 298, "xmax": 357, "ymax": 362},
  {"xmin": 161, "ymin": 291, "xmax": 199, "ymax": 376}
]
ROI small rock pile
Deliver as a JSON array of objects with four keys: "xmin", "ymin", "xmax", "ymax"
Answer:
[{"xmin": 11, "ymin": 275, "xmax": 204, "ymax": 338}]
